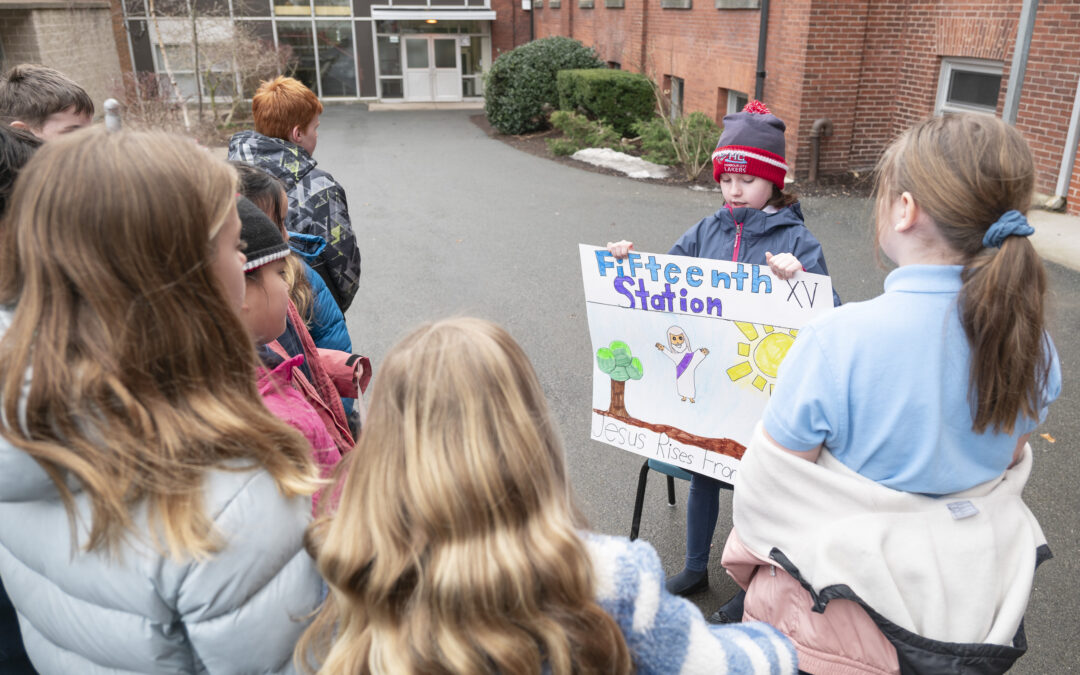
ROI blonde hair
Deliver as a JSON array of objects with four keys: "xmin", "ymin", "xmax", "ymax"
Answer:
[
  {"xmin": 296, "ymin": 318, "xmax": 631, "ymax": 675},
  {"xmin": 874, "ymin": 113, "xmax": 1049, "ymax": 434},
  {"xmin": 0, "ymin": 128, "xmax": 318, "ymax": 558}
]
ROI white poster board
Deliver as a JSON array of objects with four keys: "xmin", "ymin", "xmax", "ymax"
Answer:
[{"xmin": 580, "ymin": 244, "xmax": 833, "ymax": 483}]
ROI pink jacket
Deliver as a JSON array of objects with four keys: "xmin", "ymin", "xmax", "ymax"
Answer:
[
  {"xmin": 267, "ymin": 300, "xmax": 371, "ymax": 459},
  {"xmin": 257, "ymin": 354, "xmax": 342, "ymax": 513},
  {"xmin": 722, "ymin": 531, "xmax": 898, "ymax": 675}
]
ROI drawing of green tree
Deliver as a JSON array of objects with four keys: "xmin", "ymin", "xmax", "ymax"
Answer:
[{"xmin": 596, "ymin": 340, "xmax": 643, "ymax": 418}]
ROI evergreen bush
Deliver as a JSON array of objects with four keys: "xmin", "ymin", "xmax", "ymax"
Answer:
[
  {"xmin": 556, "ymin": 69, "xmax": 654, "ymax": 137},
  {"xmin": 546, "ymin": 110, "xmax": 622, "ymax": 155},
  {"xmin": 633, "ymin": 112, "xmax": 720, "ymax": 179},
  {"xmin": 632, "ymin": 117, "xmax": 679, "ymax": 166},
  {"xmin": 483, "ymin": 37, "xmax": 604, "ymax": 135}
]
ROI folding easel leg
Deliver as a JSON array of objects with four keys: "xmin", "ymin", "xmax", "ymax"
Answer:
[
  {"xmin": 666, "ymin": 475, "xmax": 677, "ymax": 506},
  {"xmin": 630, "ymin": 460, "xmax": 650, "ymax": 541}
]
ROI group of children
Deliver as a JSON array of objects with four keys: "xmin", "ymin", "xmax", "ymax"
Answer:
[{"xmin": 0, "ymin": 62, "xmax": 1060, "ymax": 675}]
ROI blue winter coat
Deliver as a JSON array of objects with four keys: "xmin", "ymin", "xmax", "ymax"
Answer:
[
  {"xmin": 288, "ymin": 232, "xmax": 353, "ymax": 354},
  {"xmin": 669, "ymin": 203, "xmax": 841, "ymax": 306}
]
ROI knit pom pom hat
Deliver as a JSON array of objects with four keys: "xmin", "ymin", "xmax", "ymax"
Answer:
[
  {"xmin": 712, "ymin": 99, "xmax": 789, "ymax": 189},
  {"xmin": 237, "ymin": 196, "xmax": 290, "ymax": 273}
]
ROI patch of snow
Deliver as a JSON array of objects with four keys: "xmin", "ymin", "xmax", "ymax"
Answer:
[
  {"xmin": 688, "ymin": 185, "xmax": 722, "ymax": 192},
  {"xmin": 570, "ymin": 148, "xmax": 671, "ymax": 179}
]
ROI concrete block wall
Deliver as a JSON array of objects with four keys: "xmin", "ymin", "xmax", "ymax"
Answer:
[{"xmin": 0, "ymin": 2, "xmax": 124, "ymax": 119}]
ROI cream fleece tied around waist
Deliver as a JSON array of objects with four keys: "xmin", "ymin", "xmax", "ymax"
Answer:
[{"xmin": 732, "ymin": 422, "xmax": 1046, "ymax": 647}]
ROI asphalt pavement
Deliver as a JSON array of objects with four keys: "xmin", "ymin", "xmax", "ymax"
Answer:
[{"xmin": 318, "ymin": 104, "xmax": 1078, "ymax": 673}]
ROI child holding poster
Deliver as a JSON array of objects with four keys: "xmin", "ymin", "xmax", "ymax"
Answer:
[
  {"xmin": 608, "ymin": 100, "xmax": 840, "ymax": 622},
  {"xmin": 722, "ymin": 113, "xmax": 1060, "ymax": 673}
]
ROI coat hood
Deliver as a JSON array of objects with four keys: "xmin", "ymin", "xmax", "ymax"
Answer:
[
  {"xmin": 0, "ymin": 438, "xmax": 59, "ymax": 503},
  {"xmin": 717, "ymin": 202, "xmax": 805, "ymax": 240},
  {"xmin": 227, "ymin": 130, "xmax": 318, "ymax": 189},
  {"xmin": 288, "ymin": 231, "xmax": 327, "ymax": 263},
  {"xmin": 0, "ymin": 307, "xmax": 62, "ymax": 503},
  {"xmin": 257, "ymin": 352, "xmax": 305, "ymax": 395}
]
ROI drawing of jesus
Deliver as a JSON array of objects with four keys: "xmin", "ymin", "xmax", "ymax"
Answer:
[{"xmin": 657, "ymin": 326, "xmax": 709, "ymax": 403}]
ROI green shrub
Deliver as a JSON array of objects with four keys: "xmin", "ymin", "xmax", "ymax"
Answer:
[
  {"xmin": 484, "ymin": 37, "xmax": 604, "ymax": 135},
  {"xmin": 633, "ymin": 112, "xmax": 721, "ymax": 179},
  {"xmin": 546, "ymin": 110, "xmax": 622, "ymax": 155},
  {"xmin": 632, "ymin": 116, "xmax": 679, "ymax": 166},
  {"xmin": 556, "ymin": 69, "xmax": 654, "ymax": 137},
  {"xmin": 547, "ymin": 138, "xmax": 581, "ymax": 156}
]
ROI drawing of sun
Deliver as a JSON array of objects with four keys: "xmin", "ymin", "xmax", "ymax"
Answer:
[{"xmin": 726, "ymin": 322, "xmax": 798, "ymax": 394}]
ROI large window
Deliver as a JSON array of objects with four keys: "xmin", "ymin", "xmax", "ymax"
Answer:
[
  {"xmin": 316, "ymin": 21, "xmax": 357, "ymax": 96},
  {"xmin": 150, "ymin": 18, "xmax": 239, "ymax": 101},
  {"xmin": 276, "ymin": 21, "xmax": 319, "ymax": 90},
  {"xmin": 936, "ymin": 58, "xmax": 1002, "ymax": 116}
]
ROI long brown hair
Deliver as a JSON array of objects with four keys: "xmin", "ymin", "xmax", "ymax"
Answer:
[
  {"xmin": 0, "ymin": 128, "xmax": 318, "ymax": 558},
  {"xmin": 296, "ymin": 318, "xmax": 631, "ymax": 675},
  {"xmin": 874, "ymin": 113, "xmax": 1049, "ymax": 434}
]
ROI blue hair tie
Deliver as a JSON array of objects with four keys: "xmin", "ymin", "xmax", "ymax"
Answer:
[{"xmin": 982, "ymin": 210, "xmax": 1034, "ymax": 249}]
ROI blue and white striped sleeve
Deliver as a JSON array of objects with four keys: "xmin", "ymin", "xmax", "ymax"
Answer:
[{"xmin": 585, "ymin": 534, "xmax": 797, "ymax": 675}]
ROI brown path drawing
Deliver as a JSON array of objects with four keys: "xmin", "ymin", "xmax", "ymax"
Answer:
[{"xmin": 592, "ymin": 410, "xmax": 746, "ymax": 460}]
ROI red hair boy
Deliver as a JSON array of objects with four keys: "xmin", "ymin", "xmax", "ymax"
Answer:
[{"xmin": 229, "ymin": 76, "xmax": 360, "ymax": 312}]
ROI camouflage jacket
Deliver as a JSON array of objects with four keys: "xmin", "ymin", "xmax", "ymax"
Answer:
[{"xmin": 228, "ymin": 131, "xmax": 360, "ymax": 312}]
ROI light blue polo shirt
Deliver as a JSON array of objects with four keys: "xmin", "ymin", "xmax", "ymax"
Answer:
[{"xmin": 763, "ymin": 264, "xmax": 1061, "ymax": 495}]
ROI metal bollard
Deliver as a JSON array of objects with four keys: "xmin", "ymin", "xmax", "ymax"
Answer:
[{"xmin": 104, "ymin": 98, "xmax": 122, "ymax": 132}]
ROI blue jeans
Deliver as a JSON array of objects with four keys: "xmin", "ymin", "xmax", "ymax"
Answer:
[{"xmin": 685, "ymin": 473, "xmax": 727, "ymax": 572}]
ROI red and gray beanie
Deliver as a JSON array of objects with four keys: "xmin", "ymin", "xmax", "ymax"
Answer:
[{"xmin": 712, "ymin": 99, "xmax": 789, "ymax": 189}]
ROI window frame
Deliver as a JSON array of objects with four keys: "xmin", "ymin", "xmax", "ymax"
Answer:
[
  {"xmin": 726, "ymin": 88, "xmax": 748, "ymax": 115},
  {"xmin": 935, "ymin": 57, "xmax": 1003, "ymax": 116},
  {"xmin": 668, "ymin": 75, "xmax": 684, "ymax": 121}
]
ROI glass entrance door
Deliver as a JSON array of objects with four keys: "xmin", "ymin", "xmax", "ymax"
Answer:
[{"xmin": 404, "ymin": 36, "xmax": 461, "ymax": 102}]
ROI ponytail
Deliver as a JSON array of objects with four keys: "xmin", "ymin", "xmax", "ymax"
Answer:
[
  {"xmin": 960, "ymin": 232, "xmax": 1049, "ymax": 433},
  {"xmin": 875, "ymin": 114, "xmax": 1050, "ymax": 434}
]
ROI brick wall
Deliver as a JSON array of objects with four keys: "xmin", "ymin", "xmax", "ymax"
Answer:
[
  {"xmin": 1013, "ymin": 0, "xmax": 1080, "ymax": 211},
  {"xmin": 0, "ymin": 2, "xmax": 124, "ymax": 118},
  {"xmin": 564, "ymin": 1, "xmax": 643, "ymax": 72},
  {"xmin": 491, "ymin": 0, "xmax": 533, "ymax": 59},
  {"xmin": 533, "ymin": 0, "xmax": 1080, "ymax": 215}
]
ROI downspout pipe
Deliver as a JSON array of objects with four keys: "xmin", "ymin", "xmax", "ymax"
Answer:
[
  {"xmin": 1049, "ymin": 74, "xmax": 1080, "ymax": 209},
  {"xmin": 754, "ymin": 0, "xmax": 769, "ymax": 100},
  {"xmin": 808, "ymin": 117, "xmax": 833, "ymax": 184},
  {"xmin": 1002, "ymin": 0, "xmax": 1038, "ymax": 125}
]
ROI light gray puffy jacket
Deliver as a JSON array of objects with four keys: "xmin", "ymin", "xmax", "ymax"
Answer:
[{"xmin": 0, "ymin": 311, "xmax": 323, "ymax": 674}]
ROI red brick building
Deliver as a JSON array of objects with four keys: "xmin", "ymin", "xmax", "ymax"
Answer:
[{"xmin": 532, "ymin": 0, "xmax": 1080, "ymax": 215}]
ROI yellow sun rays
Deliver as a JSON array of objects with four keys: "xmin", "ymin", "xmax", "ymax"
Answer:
[{"xmin": 725, "ymin": 322, "xmax": 798, "ymax": 394}]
